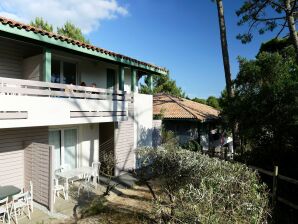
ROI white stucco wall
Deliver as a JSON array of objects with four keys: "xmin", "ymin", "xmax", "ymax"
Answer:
[
  {"xmin": 124, "ymin": 68, "xmax": 131, "ymax": 94},
  {"xmin": 79, "ymin": 123, "xmax": 99, "ymax": 167},
  {"xmin": 0, "ymin": 95, "xmax": 127, "ymax": 129},
  {"xmin": 79, "ymin": 61, "xmax": 119, "ymax": 89},
  {"xmin": 22, "ymin": 54, "xmax": 43, "ymax": 81},
  {"xmin": 133, "ymin": 93, "xmax": 153, "ymax": 148},
  {"xmin": 53, "ymin": 50, "xmax": 133, "ymax": 93}
]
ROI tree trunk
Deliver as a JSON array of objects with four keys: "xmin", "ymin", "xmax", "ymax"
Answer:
[
  {"xmin": 216, "ymin": 0, "xmax": 233, "ymax": 98},
  {"xmin": 215, "ymin": 0, "xmax": 239, "ymax": 152},
  {"xmin": 285, "ymin": 0, "xmax": 298, "ymax": 63}
]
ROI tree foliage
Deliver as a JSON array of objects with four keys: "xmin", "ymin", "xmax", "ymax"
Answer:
[
  {"xmin": 192, "ymin": 97, "xmax": 207, "ymax": 105},
  {"xmin": 140, "ymin": 74, "xmax": 186, "ymax": 98},
  {"xmin": 220, "ymin": 38, "xmax": 298, "ymax": 159},
  {"xmin": 137, "ymin": 145, "xmax": 270, "ymax": 223},
  {"xmin": 236, "ymin": 0, "xmax": 298, "ymax": 62},
  {"xmin": 57, "ymin": 21, "xmax": 90, "ymax": 44},
  {"xmin": 30, "ymin": 17, "xmax": 53, "ymax": 32},
  {"xmin": 30, "ymin": 17, "xmax": 90, "ymax": 44},
  {"xmin": 206, "ymin": 96, "xmax": 221, "ymax": 109},
  {"xmin": 192, "ymin": 96, "xmax": 221, "ymax": 110}
]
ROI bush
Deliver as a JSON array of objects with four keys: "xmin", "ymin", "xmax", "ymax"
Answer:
[
  {"xmin": 183, "ymin": 139, "xmax": 202, "ymax": 152},
  {"xmin": 137, "ymin": 144, "xmax": 270, "ymax": 223}
]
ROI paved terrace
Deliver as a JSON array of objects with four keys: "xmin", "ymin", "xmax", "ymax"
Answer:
[{"xmin": 17, "ymin": 173, "xmax": 139, "ymax": 224}]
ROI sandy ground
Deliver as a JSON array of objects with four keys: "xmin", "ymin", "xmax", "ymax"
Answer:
[{"xmin": 76, "ymin": 184, "xmax": 154, "ymax": 224}]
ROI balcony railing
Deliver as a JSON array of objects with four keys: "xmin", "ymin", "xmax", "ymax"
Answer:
[
  {"xmin": 0, "ymin": 77, "xmax": 127, "ymax": 101},
  {"xmin": 0, "ymin": 77, "xmax": 129, "ymax": 128}
]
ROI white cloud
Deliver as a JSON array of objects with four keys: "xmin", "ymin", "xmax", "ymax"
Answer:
[{"xmin": 0, "ymin": 0, "xmax": 128, "ymax": 34}]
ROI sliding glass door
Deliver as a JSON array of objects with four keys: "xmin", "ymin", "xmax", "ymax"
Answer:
[
  {"xmin": 64, "ymin": 129, "xmax": 77, "ymax": 169},
  {"xmin": 49, "ymin": 128, "xmax": 78, "ymax": 170},
  {"xmin": 49, "ymin": 130, "xmax": 61, "ymax": 170}
]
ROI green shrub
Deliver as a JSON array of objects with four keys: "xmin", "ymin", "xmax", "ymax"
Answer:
[
  {"xmin": 183, "ymin": 139, "xmax": 202, "ymax": 152},
  {"xmin": 137, "ymin": 144, "xmax": 270, "ymax": 223}
]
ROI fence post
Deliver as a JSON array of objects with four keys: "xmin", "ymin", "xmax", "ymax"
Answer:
[{"xmin": 272, "ymin": 166, "xmax": 279, "ymax": 208}]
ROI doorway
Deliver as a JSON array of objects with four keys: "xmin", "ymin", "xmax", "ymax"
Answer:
[{"xmin": 49, "ymin": 128, "xmax": 78, "ymax": 170}]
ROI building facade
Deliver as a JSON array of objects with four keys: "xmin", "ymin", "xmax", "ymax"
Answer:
[{"xmin": 0, "ymin": 16, "xmax": 166, "ymax": 211}]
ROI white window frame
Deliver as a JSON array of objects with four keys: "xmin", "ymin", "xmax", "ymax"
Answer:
[
  {"xmin": 52, "ymin": 58, "xmax": 78, "ymax": 85},
  {"xmin": 49, "ymin": 126, "xmax": 79, "ymax": 168}
]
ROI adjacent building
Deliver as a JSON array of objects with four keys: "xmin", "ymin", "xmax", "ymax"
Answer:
[{"xmin": 153, "ymin": 93, "xmax": 220, "ymax": 147}]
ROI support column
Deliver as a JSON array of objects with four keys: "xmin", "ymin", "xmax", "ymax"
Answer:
[
  {"xmin": 148, "ymin": 74, "xmax": 153, "ymax": 92},
  {"xmin": 119, "ymin": 66, "xmax": 125, "ymax": 91},
  {"xmin": 131, "ymin": 68, "xmax": 137, "ymax": 92},
  {"xmin": 43, "ymin": 48, "xmax": 51, "ymax": 82}
]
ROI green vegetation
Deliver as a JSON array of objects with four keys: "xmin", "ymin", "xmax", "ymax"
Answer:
[
  {"xmin": 137, "ymin": 144, "xmax": 270, "ymax": 223},
  {"xmin": 192, "ymin": 96, "xmax": 221, "ymax": 110},
  {"xmin": 30, "ymin": 17, "xmax": 90, "ymax": 44},
  {"xmin": 192, "ymin": 97, "xmax": 207, "ymax": 104},
  {"xmin": 57, "ymin": 21, "xmax": 90, "ymax": 44},
  {"xmin": 236, "ymin": 0, "xmax": 298, "ymax": 62},
  {"xmin": 140, "ymin": 74, "xmax": 186, "ymax": 97},
  {"xmin": 30, "ymin": 17, "xmax": 53, "ymax": 32},
  {"xmin": 220, "ymin": 38, "xmax": 298, "ymax": 176}
]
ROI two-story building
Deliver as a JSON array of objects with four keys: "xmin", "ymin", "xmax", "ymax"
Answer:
[{"xmin": 0, "ymin": 16, "xmax": 168, "ymax": 212}]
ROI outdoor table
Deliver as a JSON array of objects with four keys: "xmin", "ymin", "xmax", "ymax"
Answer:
[
  {"xmin": 0, "ymin": 185, "xmax": 21, "ymax": 200},
  {"xmin": 55, "ymin": 166, "xmax": 95, "ymax": 200}
]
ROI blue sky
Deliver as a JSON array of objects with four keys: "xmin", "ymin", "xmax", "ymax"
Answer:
[
  {"xmin": 89, "ymin": 0, "xmax": 276, "ymax": 98},
  {"xmin": 0, "ymin": 0, "xmax": 278, "ymax": 98}
]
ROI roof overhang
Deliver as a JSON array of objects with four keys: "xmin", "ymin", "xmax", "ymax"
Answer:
[{"xmin": 0, "ymin": 22, "xmax": 168, "ymax": 76}]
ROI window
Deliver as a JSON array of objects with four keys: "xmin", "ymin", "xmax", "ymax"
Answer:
[
  {"xmin": 51, "ymin": 60, "xmax": 77, "ymax": 84},
  {"xmin": 107, "ymin": 69, "xmax": 116, "ymax": 89},
  {"xmin": 51, "ymin": 60, "xmax": 61, "ymax": 83},
  {"xmin": 49, "ymin": 128, "xmax": 78, "ymax": 169},
  {"xmin": 63, "ymin": 62, "xmax": 76, "ymax": 84}
]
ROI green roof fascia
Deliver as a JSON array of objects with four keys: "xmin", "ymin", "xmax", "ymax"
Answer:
[{"xmin": 0, "ymin": 23, "xmax": 168, "ymax": 75}]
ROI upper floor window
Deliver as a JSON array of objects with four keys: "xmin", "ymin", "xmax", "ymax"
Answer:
[
  {"xmin": 106, "ymin": 69, "xmax": 116, "ymax": 89},
  {"xmin": 51, "ymin": 60, "xmax": 77, "ymax": 84}
]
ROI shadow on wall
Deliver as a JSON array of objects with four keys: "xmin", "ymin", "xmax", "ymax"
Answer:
[
  {"xmin": 137, "ymin": 126, "xmax": 153, "ymax": 148},
  {"xmin": 152, "ymin": 127, "xmax": 162, "ymax": 148}
]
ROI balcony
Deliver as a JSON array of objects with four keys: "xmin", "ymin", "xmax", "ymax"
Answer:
[{"xmin": 0, "ymin": 77, "xmax": 129, "ymax": 129}]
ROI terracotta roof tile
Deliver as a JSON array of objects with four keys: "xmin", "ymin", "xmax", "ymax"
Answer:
[
  {"xmin": 153, "ymin": 94, "xmax": 220, "ymax": 121},
  {"xmin": 0, "ymin": 16, "xmax": 168, "ymax": 74}
]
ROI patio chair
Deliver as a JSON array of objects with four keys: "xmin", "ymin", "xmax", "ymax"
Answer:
[
  {"xmin": 10, "ymin": 192, "xmax": 31, "ymax": 224},
  {"xmin": 0, "ymin": 197, "xmax": 10, "ymax": 224},
  {"xmin": 53, "ymin": 178, "xmax": 66, "ymax": 203},
  {"xmin": 27, "ymin": 181, "xmax": 33, "ymax": 212},
  {"xmin": 92, "ymin": 161, "xmax": 101, "ymax": 183},
  {"xmin": 77, "ymin": 173, "xmax": 93, "ymax": 197}
]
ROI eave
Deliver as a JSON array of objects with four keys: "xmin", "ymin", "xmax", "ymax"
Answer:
[{"xmin": 0, "ymin": 22, "xmax": 168, "ymax": 76}]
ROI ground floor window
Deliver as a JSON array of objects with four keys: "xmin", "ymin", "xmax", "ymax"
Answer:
[{"xmin": 49, "ymin": 128, "xmax": 78, "ymax": 170}]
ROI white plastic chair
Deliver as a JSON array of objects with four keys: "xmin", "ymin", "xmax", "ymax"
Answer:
[
  {"xmin": 0, "ymin": 197, "xmax": 10, "ymax": 224},
  {"xmin": 53, "ymin": 178, "xmax": 66, "ymax": 203},
  {"xmin": 10, "ymin": 192, "xmax": 31, "ymax": 224},
  {"xmin": 77, "ymin": 173, "xmax": 93, "ymax": 197},
  {"xmin": 27, "ymin": 181, "xmax": 33, "ymax": 212},
  {"xmin": 91, "ymin": 161, "xmax": 101, "ymax": 183},
  {"xmin": 59, "ymin": 164, "xmax": 77, "ymax": 184}
]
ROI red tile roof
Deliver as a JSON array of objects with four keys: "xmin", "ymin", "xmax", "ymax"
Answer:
[
  {"xmin": 153, "ymin": 94, "xmax": 220, "ymax": 121},
  {"xmin": 0, "ymin": 16, "xmax": 168, "ymax": 74}
]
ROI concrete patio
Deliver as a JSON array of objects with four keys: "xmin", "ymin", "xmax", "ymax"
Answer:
[{"xmin": 16, "ymin": 173, "xmax": 138, "ymax": 224}]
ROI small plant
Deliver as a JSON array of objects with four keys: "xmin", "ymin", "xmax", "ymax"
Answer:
[
  {"xmin": 100, "ymin": 152, "xmax": 119, "ymax": 196},
  {"xmin": 80, "ymin": 196, "xmax": 107, "ymax": 218}
]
